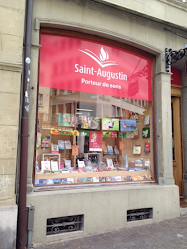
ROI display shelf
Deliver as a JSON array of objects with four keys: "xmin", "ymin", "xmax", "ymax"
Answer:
[
  {"xmin": 35, "ymin": 170, "xmax": 151, "ymax": 179},
  {"xmin": 42, "ymin": 153, "xmax": 60, "ymax": 168}
]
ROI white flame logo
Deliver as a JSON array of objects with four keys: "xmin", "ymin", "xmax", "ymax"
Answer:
[
  {"xmin": 100, "ymin": 47, "xmax": 109, "ymax": 61},
  {"xmin": 79, "ymin": 47, "xmax": 118, "ymax": 68}
]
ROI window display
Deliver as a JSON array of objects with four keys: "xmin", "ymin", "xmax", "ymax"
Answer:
[
  {"xmin": 35, "ymin": 90, "xmax": 154, "ymax": 185},
  {"xmin": 34, "ymin": 33, "xmax": 154, "ymax": 186}
]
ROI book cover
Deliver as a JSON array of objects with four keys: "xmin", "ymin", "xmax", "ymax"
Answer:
[
  {"xmin": 47, "ymin": 179, "xmax": 54, "ymax": 185},
  {"xmin": 61, "ymin": 178, "xmax": 67, "ymax": 184},
  {"xmin": 107, "ymin": 145, "xmax": 113, "ymax": 154},
  {"xmin": 51, "ymin": 161, "xmax": 59, "ymax": 171},
  {"xmin": 107, "ymin": 158, "xmax": 114, "ymax": 169},
  {"xmin": 64, "ymin": 160, "xmax": 71, "ymax": 168},
  {"xmin": 114, "ymin": 146, "xmax": 119, "ymax": 154},
  {"xmin": 53, "ymin": 179, "xmax": 61, "ymax": 184},
  {"xmin": 99, "ymin": 177, "xmax": 105, "ymax": 182},
  {"xmin": 41, "ymin": 161, "xmax": 51, "ymax": 172},
  {"xmin": 39, "ymin": 179, "xmax": 48, "ymax": 185},
  {"xmin": 116, "ymin": 176, "xmax": 122, "ymax": 181},
  {"xmin": 93, "ymin": 177, "xmax": 99, "ymax": 182},
  {"xmin": 65, "ymin": 140, "xmax": 72, "ymax": 149},
  {"xmin": 74, "ymin": 178, "xmax": 81, "ymax": 183},
  {"xmin": 67, "ymin": 178, "xmax": 74, "ymax": 184},
  {"xmin": 58, "ymin": 140, "xmax": 65, "ymax": 150},
  {"xmin": 105, "ymin": 177, "xmax": 111, "ymax": 182},
  {"xmin": 51, "ymin": 143, "xmax": 59, "ymax": 153},
  {"xmin": 80, "ymin": 177, "xmax": 87, "ymax": 183},
  {"xmin": 78, "ymin": 160, "xmax": 85, "ymax": 169},
  {"xmin": 34, "ymin": 179, "xmax": 39, "ymax": 185},
  {"xmin": 59, "ymin": 160, "xmax": 64, "ymax": 170},
  {"xmin": 111, "ymin": 176, "xmax": 116, "ymax": 182},
  {"xmin": 87, "ymin": 177, "xmax": 93, "ymax": 183}
]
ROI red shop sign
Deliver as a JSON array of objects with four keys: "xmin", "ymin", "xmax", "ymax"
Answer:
[{"xmin": 39, "ymin": 34, "xmax": 152, "ymax": 101}]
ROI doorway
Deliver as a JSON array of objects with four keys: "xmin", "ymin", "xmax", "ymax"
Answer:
[{"xmin": 171, "ymin": 96, "xmax": 183, "ymax": 196}]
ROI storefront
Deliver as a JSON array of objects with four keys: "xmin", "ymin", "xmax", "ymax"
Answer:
[
  {"xmin": 35, "ymin": 30, "xmax": 155, "ymax": 186},
  {"xmin": 26, "ymin": 0, "xmax": 181, "ymax": 245}
]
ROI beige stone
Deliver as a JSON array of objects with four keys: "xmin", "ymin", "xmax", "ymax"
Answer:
[
  {"xmin": 0, "ymin": 70, "xmax": 21, "ymax": 94},
  {"xmin": 0, "ymin": 159, "xmax": 16, "ymax": 175},
  {"xmin": 0, "ymin": 92, "xmax": 20, "ymax": 126},
  {"xmin": 0, "ymin": 5, "xmax": 25, "ymax": 36},
  {"xmin": 0, "ymin": 35, "xmax": 23, "ymax": 63},
  {"xmin": 0, "ymin": 0, "xmax": 25, "ymax": 10},
  {"xmin": 0, "ymin": 174, "xmax": 16, "ymax": 201},
  {"xmin": 0, "ymin": 125, "xmax": 18, "ymax": 159}
]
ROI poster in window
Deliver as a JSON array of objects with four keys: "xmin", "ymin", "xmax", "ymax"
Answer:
[
  {"xmin": 89, "ymin": 131, "xmax": 102, "ymax": 151},
  {"xmin": 79, "ymin": 115, "xmax": 100, "ymax": 130},
  {"xmin": 102, "ymin": 118, "xmax": 119, "ymax": 131},
  {"xmin": 120, "ymin": 119, "xmax": 136, "ymax": 131},
  {"xmin": 58, "ymin": 113, "xmax": 72, "ymax": 127}
]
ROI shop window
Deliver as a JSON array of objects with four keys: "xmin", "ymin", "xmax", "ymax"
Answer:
[
  {"xmin": 35, "ymin": 90, "xmax": 153, "ymax": 185},
  {"xmin": 34, "ymin": 32, "xmax": 154, "ymax": 186}
]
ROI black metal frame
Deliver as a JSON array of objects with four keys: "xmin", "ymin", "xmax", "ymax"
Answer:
[{"xmin": 165, "ymin": 47, "xmax": 187, "ymax": 72}]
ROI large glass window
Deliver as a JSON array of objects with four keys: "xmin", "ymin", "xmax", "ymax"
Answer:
[
  {"xmin": 34, "ymin": 32, "xmax": 154, "ymax": 186},
  {"xmin": 35, "ymin": 88, "xmax": 153, "ymax": 185}
]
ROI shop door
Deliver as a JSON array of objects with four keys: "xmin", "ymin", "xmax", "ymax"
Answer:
[{"xmin": 171, "ymin": 96, "xmax": 183, "ymax": 195}]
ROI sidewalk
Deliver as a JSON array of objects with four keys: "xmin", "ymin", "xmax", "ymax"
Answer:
[{"xmin": 34, "ymin": 215, "xmax": 187, "ymax": 249}]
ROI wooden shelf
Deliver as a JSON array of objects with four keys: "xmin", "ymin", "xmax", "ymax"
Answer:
[{"xmin": 35, "ymin": 170, "xmax": 151, "ymax": 179}]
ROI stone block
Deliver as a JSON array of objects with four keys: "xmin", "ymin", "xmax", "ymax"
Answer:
[
  {"xmin": 0, "ymin": 70, "xmax": 21, "ymax": 94},
  {"xmin": 0, "ymin": 159, "xmax": 16, "ymax": 175},
  {"xmin": 0, "ymin": 0, "xmax": 25, "ymax": 10},
  {"xmin": 0, "ymin": 125, "xmax": 18, "ymax": 159},
  {"xmin": 0, "ymin": 6, "xmax": 25, "ymax": 36},
  {"xmin": 0, "ymin": 205, "xmax": 17, "ymax": 249},
  {"xmin": 0, "ymin": 92, "xmax": 20, "ymax": 126}
]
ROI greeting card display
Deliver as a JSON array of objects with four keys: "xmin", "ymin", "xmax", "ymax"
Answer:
[
  {"xmin": 144, "ymin": 115, "xmax": 150, "ymax": 126},
  {"xmin": 41, "ymin": 135, "xmax": 50, "ymax": 149},
  {"xmin": 41, "ymin": 161, "xmax": 51, "ymax": 172},
  {"xmin": 65, "ymin": 140, "xmax": 72, "ymax": 149},
  {"xmin": 107, "ymin": 158, "xmax": 114, "ymax": 169},
  {"xmin": 78, "ymin": 160, "xmax": 85, "ymax": 169},
  {"xmin": 114, "ymin": 146, "xmax": 119, "ymax": 154},
  {"xmin": 120, "ymin": 119, "xmax": 136, "ymax": 131},
  {"xmin": 107, "ymin": 145, "xmax": 113, "ymax": 154},
  {"xmin": 102, "ymin": 118, "xmax": 119, "ymax": 131},
  {"xmin": 51, "ymin": 143, "xmax": 59, "ymax": 153},
  {"xmin": 79, "ymin": 115, "xmax": 100, "ymax": 130},
  {"xmin": 51, "ymin": 161, "xmax": 59, "ymax": 172},
  {"xmin": 144, "ymin": 142, "xmax": 150, "ymax": 152},
  {"xmin": 126, "ymin": 129, "xmax": 139, "ymax": 138},
  {"xmin": 133, "ymin": 145, "xmax": 141, "ymax": 155},
  {"xmin": 58, "ymin": 140, "xmax": 65, "ymax": 150},
  {"xmin": 142, "ymin": 127, "xmax": 150, "ymax": 138}
]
